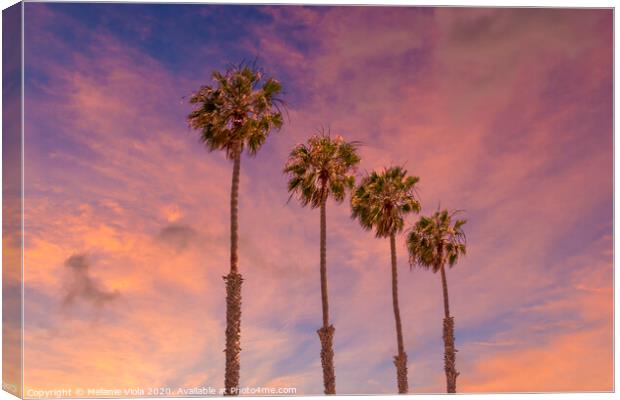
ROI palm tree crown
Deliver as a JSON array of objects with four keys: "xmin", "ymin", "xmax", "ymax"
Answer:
[
  {"xmin": 351, "ymin": 166, "xmax": 421, "ymax": 237},
  {"xmin": 188, "ymin": 63, "xmax": 284, "ymax": 159},
  {"xmin": 407, "ymin": 209, "xmax": 467, "ymax": 271},
  {"xmin": 284, "ymin": 134, "xmax": 361, "ymax": 208}
]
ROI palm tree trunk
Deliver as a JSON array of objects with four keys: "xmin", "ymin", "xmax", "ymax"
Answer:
[
  {"xmin": 440, "ymin": 263, "xmax": 458, "ymax": 393},
  {"xmin": 390, "ymin": 233, "xmax": 408, "ymax": 394},
  {"xmin": 317, "ymin": 198, "xmax": 336, "ymax": 394},
  {"xmin": 224, "ymin": 151, "xmax": 243, "ymax": 396}
]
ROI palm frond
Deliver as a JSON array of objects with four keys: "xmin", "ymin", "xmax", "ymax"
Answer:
[
  {"xmin": 406, "ymin": 209, "xmax": 467, "ymax": 272},
  {"xmin": 187, "ymin": 63, "xmax": 284, "ymax": 160},
  {"xmin": 283, "ymin": 133, "xmax": 361, "ymax": 209},
  {"xmin": 350, "ymin": 166, "xmax": 421, "ymax": 238}
]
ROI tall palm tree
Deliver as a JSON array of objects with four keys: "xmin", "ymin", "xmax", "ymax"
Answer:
[
  {"xmin": 283, "ymin": 133, "xmax": 360, "ymax": 394},
  {"xmin": 350, "ymin": 166, "xmax": 421, "ymax": 394},
  {"xmin": 406, "ymin": 209, "xmax": 466, "ymax": 393},
  {"xmin": 187, "ymin": 63, "xmax": 283, "ymax": 395}
]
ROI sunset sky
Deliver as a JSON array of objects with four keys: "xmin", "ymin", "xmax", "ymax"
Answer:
[{"xmin": 19, "ymin": 4, "xmax": 612, "ymax": 395}]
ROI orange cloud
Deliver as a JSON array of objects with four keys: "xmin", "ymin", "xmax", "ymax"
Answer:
[{"xmin": 460, "ymin": 326, "xmax": 612, "ymax": 393}]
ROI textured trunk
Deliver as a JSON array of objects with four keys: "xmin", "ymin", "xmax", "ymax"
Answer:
[
  {"xmin": 230, "ymin": 152, "xmax": 241, "ymax": 275},
  {"xmin": 390, "ymin": 233, "xmax": 408, "ymax": 394},
  {"xmin": 317, "ymin": 198, "xmax": 336, "ymax": 394},
  {"xmin": 320, "ymin": 199, "xmax": 329, "ymax": 327},
  {"xmin": 440, "ymin": 263, "xmax": 458, "ymax": 393},
  {"xmin": 224, "ymin": 151, "xmax": 243, "ymax": 396}
]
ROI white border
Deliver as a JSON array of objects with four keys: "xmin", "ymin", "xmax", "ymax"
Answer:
[{"xmin": 0, "ymin": 2, "xmax": 615, "ymax": 400}]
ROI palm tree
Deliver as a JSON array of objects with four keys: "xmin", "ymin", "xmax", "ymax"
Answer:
[
  {"xmin": 406, "ymin": 209, "xmax": 466, "ymax": 393},
  {"xmin": 283, "ymin": 133, "xmax": 360, "ymax": 394},
  {"xmin": 350, "ymin": 166, "xmax": 421, "ymax": 394},
  {"xmin": 187, "ymin": 63, "xmax": 283, "ymax": 395}
]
